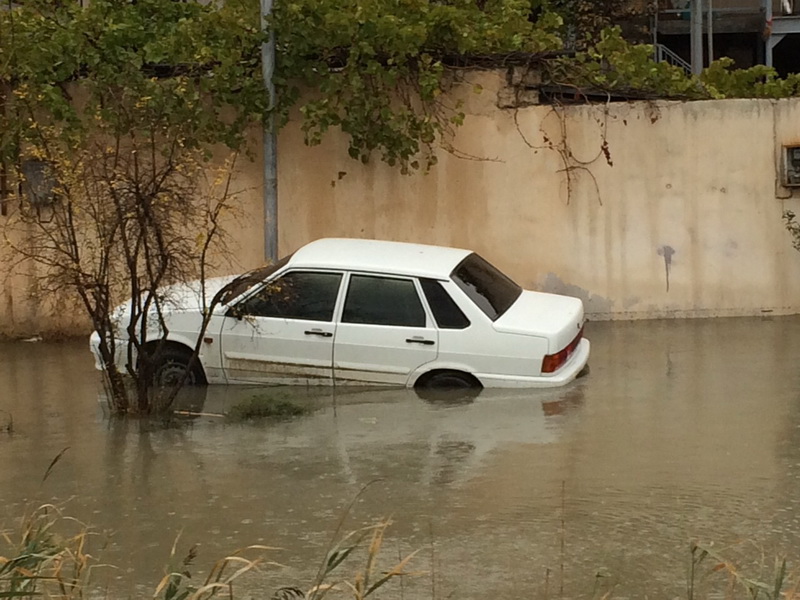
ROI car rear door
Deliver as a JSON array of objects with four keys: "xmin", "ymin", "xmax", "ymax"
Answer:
[
  {"xmin": 332, "ymin": 273, "xmax": 438, "ymax": 386},
  {"xmin": 220, "ymin": 270, "xmax": 343, "ymax": 385}
]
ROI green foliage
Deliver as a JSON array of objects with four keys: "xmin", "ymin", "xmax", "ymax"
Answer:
[
  {"xmin": 5, "ymin": 0, "xmax": 800, "ymax": 177},
  {"xmin": 539, "ymin": 0, "xmax": 651, "ymax": 48},
  {"xmin": 0, "ymin": 0, "xmax": 267, "ymax": 164},
  {"xmin": 700, "ymin": 58, "xmax": 800, "ymax": 99},
  {"xmin": 272, "ymin": 0, "xmax": 562, "ymax": 169},
  {"xmin": 547, "ymin": 27, "xmax": 702, "ymax": 98},
  {"xmin": 0, "ymin": 0, "xmax": 566, "ymax": 171},
  {"xmin": 547, "ymin": 27, "xmax": 800, "ymax": 101}
]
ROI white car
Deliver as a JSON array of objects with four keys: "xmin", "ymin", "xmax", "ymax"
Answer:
[{"xmin": 90, "ymin": 238, "xmax": 590, "ymax": 389}]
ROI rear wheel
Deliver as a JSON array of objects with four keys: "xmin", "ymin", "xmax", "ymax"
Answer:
[
  {"xmin": 151, "ymin": 347, "xmax": 206, "ymax": 387},
  {"xmin": 414, "ymin": 370, "xmax": 482, "ymax": 403},
  {"xmin": 419, "ymin": 371, "xmax": 478, "ymax": 389}
]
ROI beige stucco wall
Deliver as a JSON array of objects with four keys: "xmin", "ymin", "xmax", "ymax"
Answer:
[
  {"xmin": 277, "ymin": 72, "xmax": 800, "ymax": 321},
  {"xmin": 4, "ymin": 70, "xmax": 800, "ymax": 338}
]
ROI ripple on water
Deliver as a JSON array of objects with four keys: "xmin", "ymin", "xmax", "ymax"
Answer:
[{"xmin": 4, "ymin": 321, "xmax": 800, "ymax": 599}]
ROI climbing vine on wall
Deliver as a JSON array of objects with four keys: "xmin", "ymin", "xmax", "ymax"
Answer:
[
  {"xmin": 4, "ymin": 2, "xmax": 800, "ymax": 174},
  {"xmin": 0, "ymin": 0, "xmax": 566, "ymax": 173}
]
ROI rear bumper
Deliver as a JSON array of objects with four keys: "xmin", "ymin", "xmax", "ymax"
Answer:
[{"xmin": 476, "ymin": 339, "xmax": 591, "ymax": 388}]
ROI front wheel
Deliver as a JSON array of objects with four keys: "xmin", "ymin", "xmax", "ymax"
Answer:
[{"xmin": 152, "ymin": 348, "xmax": 206, "ymax": 387}]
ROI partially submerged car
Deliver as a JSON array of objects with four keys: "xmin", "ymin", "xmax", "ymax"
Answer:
[{"xmin": 90, "ymin": 238, "xmax": 590, "ymax": 389}]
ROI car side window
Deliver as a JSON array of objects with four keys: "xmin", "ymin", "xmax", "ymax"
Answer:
[
  {"xmin": 420, "ymin": 278, "xmax": 470, "ymax": 330},
  {"xmin": 234, "ymin": 271, "xmax": 342, "ymax": 321},
  {"xmin": 342, "ymin": 275, "xmax": 426, "ymax": 327}
]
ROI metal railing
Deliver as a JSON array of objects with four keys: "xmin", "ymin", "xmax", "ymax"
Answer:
[{"xmin": 655, "ymin": 43, "xmax": 693, "ymax": 74}]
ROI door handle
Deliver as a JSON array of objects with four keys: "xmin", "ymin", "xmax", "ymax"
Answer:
[
  {"xmin": 305, "ymin": 329, "xmax": 333, "ymax": 338},
  {"xmin": 406, "ymin": 337, "xmax": 435, "ymax": 346}
]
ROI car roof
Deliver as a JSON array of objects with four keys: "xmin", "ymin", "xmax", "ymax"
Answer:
[{"xmin": 287, "ymin": 238, "xmax": 472, "ymax": 279}]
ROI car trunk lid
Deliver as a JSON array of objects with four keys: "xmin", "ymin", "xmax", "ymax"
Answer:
[{"xmin": 492, "ymin": 290, "xmax": 585, "ymax": 353}]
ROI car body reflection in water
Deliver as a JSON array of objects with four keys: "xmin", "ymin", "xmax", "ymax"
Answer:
[{"xmin": 152, "ymin": 382, "xmax": 586, "ymax": 488}]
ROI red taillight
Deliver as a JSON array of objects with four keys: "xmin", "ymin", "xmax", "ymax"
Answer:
[{"xmin": 542, "ymin": 327, "xmax": 583, "ymax": 374}]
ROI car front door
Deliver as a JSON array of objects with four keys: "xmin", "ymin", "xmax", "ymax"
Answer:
[
  {"xmin": 333, "ymin": 273, "xmax": 438, "ymax": 386},
  {"xmin": 220, "ymin": 270, "xmax": 343, "ymax": 385}
]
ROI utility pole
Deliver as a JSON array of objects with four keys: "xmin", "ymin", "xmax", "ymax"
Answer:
[
  {"xmin": 707, "ymin": 0, "xmax": 713, "ymax": 65},
  {"xmin": 765, "ymin": 0, "xmax": 776, "ymax": 67},
  {"xmin": 261, "ymin": 0, "xmax": 278, "ymax": 262},
  {"xmin": 690, "ymin": 0, "xmax": 704, "ymax": 74}
]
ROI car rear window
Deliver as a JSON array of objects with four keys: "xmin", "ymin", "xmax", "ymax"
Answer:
[{"xmin": 451, "ymin": 253, "xmax": 521, "ymax": 321}]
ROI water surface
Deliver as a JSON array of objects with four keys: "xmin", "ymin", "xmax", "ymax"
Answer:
[{"xmin": 2, "ymin": 318, "xmax": 800, "ymax": 599}]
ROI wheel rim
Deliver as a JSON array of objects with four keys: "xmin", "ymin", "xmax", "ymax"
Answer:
[{"xmin": 155, "ymin": 360, "xmax": 194, "ymax": 387}]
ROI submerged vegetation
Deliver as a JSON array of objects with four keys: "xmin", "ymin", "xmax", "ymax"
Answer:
[
  {"xmin": 226, "ymin": 393, "xmax": 312, "ymax": 422},
  {"xmin": 0, "ymin": 410, "xmax": 11, "ymax": 434}
]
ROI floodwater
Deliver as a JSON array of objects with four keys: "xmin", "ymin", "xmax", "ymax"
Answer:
[{"xmin": 3, "ymin": 318, "xmax": 800, "ymax": 599}]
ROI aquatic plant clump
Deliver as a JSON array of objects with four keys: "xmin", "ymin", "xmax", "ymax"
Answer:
[{"xmin": 226, "ymin": 394, "xmax": 312, "ymax": 422}]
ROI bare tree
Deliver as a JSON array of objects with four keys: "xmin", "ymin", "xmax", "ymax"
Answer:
[{"xmin": 4, "ymin": 129, "xmax": 241, "ymax": 414}]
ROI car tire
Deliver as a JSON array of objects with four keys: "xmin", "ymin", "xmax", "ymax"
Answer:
[
  {"xmin": 152, "ymin": 347, "xmax": 206, "ymax": 388},
  {"xmin": 420, "ymin": 371, "xmax": 478, "ymax": 389},
  {"xmin": 415, "ymin": 370, "xmax": 482, "ymax": 404}
]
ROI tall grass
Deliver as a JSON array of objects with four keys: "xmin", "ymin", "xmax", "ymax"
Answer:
[
  {"xmin": 5, "ymin": 504, "xmax": 800, "ymax": 600},
  {"xmin": 152, "ymin": 536, "xmax": 275, "ymax": 600},
  {"xmin": 0, "ymin": 504, "xmax": 94, "ymax": 600},
  {"xmin": 0, "ymin": 505, "xmax": 417, "ymax": 600},
  {"xmin": 306, "ymin": 519, "xmax": 420, "ymax": 600},
  {"xmin": 687, "ymin": 542, "xmax": 800, "ymax": 600}
]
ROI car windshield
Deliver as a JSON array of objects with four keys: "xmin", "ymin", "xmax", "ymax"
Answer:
[
  {"xmin": 451, "ymin": 253, "xmax": 522, "ymax": 321},
  {"xmin": 218, "ymin": 254, "xmax": 292, "ymax": 305}
]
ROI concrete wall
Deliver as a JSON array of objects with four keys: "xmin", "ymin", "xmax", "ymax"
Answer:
[
  {"xmin": 278, "ymin": 72, "xmax": 800, "ymax": 321},
  {"xmin": 4, "ymin": 70, "xmax": 800, "ymax": 337}
]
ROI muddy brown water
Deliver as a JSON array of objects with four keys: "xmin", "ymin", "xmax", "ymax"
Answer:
[{"xmin": 3, "ymin": 318, "xmax": 800, "ymax": 599}]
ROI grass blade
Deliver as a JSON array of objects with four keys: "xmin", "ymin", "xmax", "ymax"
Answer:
[{"xmin": 41, "ymin": 448, "xmax": 70, "ymax": 483}]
